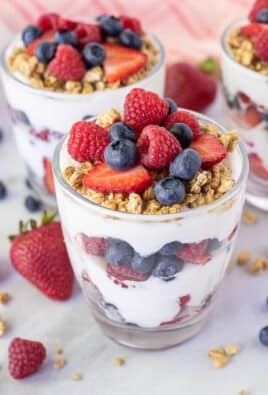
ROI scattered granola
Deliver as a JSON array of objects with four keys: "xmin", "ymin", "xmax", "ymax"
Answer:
[
  {"xmin": 243, "ymin": 210, "xmax": 257, "ymax": 225},
  {"xmin": 56, "ymin": 347, "xmax": 63, "ymax": 355},
  {"xmin": 114, "ymin": 357, "xmax": 125, "ymax": 366},
  {"xmin": 238, "ymin": 391, "xmax": 247, "ymax": 395},
  {"xmin": 0, "ymin": 320, "xmax": 7, "ymax": 336},
  {"xmin": 236, "ymin": 251, "xmax": 251, "ymax": 266},
  {"xmin": 208, "ymin": 343, "xmax": 241, "ymax": 368},
  {"xmin": 71, "ymin": 372, "xmax": 82, "ymax": 381},
  {"xmin": 225, "ymin": 344, "xmax": 241, "ymax": 356},
  {"xmin": 0, "ymin": 292, "xmax": 10, "ymax": 304},
  {"xmin": 249, "ymin": 258, "xmax": 268, "ymax": 274},
  {"xmin": 54, "ymin": 357, "xmax": 66, "ymax": 369}
]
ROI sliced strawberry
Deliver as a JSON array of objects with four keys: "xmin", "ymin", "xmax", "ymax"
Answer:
[
  {"xmin": 179, "ymin": 294, "xmax": 191, "ymax": 305},
  {"xmin": 37, "ymin": 13, "xmax": 59, "ymax": 31},
  {"xmin": 27, "ymin": 31, "xmax": 55, "ymax": 56},
  {"xmin": 103, "ymin": 44, "xmax": 147, "ymax": 83},
  {"xmin": 82, "ymin": 163, "xmax": 152, "ymax": 194},
  {"xmin": 249, "ymin": 153, "xmax": 268, "ymax": 180},
  {"xmin": 240, "ymin": 23, "xmax": 266, "ymax": 37},
  {"xmin": 177, "ymin": 240, "xmax": 211, "ymax": 265},
  {"xmin": 43, "ymin": 157, "xmax": 55, "ymax": 195},
  {"xmin": 190, "ymin": 134, "xmax": 227, "ymax": 169},
  {"xmin": 106, "ymin": 263, "xmax": 150, "ymax": 281},
  {"xmin": 244, "ymin": 106, "xmax": 261, "ymax": 128}
]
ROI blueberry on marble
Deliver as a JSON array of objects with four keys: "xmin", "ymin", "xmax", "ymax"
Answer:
[
  {"xmin": 0, "ymin": 129, "xmax": 3, "ymax": 143},
  {"xmin": 259, "ymin": 326, "xmax": 268, "ymax": 346},
  {"xmin": 256, "ymin": 8, "xmax": 268, "ymax": 23},
  {"xmin": 119, "ymin": 29, "xmax": 142, "ymax": 50},
  {"xmin": 105, "ymin": 239, "xmax": 134, "ymax": 265},
  {"xmin": 24, "ymin": 196, "xmax": 42, "ymax": 212},
  {"xmin": 170, "ymin": 149, "xmax": 201, "ymax": 181},
  {"xmin": 35, "ymin": 41, "xmax": 57, "ymax": 64},
  {"xmin": 165, "ymin": 98, "xmax": 177, "ymax": 115},
  {"xmin": 154, "ymin": 178, "xmax": 186, "ymax": 206},
  {"xmin": 82, "ymin": 43, "xmax": 106, "ymax": 67},
  {"xmin": 131, "ymin": 253, "xmax": 158, "ymax": 274},
  {"xmin": 109, "ymin": 122, "xmax": 136, "ymax": 142},
  {"xmin": 159, "ymin": 241, "xmax": 182, "ymax": 256},
  {"xmin": 153, "ymin": 255, "xmax": 184, "ymax": 279},
  {"xmin": 22, "ymin": 25, "xmax": 42, "ymax": 47},
  {"xmin": 54, "ymin": 30, "xmax": 78, "ymax": 46},
  {"xmin": 0, "ymin": 182, "xmax": 7, "ymax": 200},
  {"xmin": 99, "ymin": 15, "xmax": 123, "ymax": 37},
  {"xmin": 168, "ymin": 123, "xmax": 193, "ymax": 148},
  {"xmin": 104, "ymin": 139, "xmax": 137, "ymax": 170}
]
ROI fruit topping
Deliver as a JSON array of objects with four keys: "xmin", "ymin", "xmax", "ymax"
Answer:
[
  {"xmin": 163, "ymin": 111, "xmax": 200, "ymax": 138},
  {"xmin": 35, "ymin": 41, "xmax": 57, "ymax": 64},
  {"xmin": 82, "ymin": 43, "xmax": 106, "ymax": 67},
  {"xmin": 104, "ymin": 139, "xmax": 138, "ymax": 170},
  {"xmin": 154, "ymin": 177, "xmax": 186, "ymax": 206},
  {"xmin": 75, "ymin": 23, "xmax": 102, "ymax": 46},
  {"xmin": 256, "ymin": 7, "xmax": 268, "ymax": 23},
  {"xmin": 99, "ymin": 15, "xmax": 123, "ymax": 37},
  {"xmin": 169, "ymin": 149, "xmax": 201, "ymax": 181},
  {"xmin": 240, "ymin": 23, "xmax": 266, "ymax": 37},
  {"xmin": 22, "ymin": 25, "xmax": 42, "ymax": 47},
  {"xmin": 48, "ymin": 44, "xmax": 86, "ymax": 81},
  {"xmin": 54, "ymin": 30, "xmax": 78, "ymax": 47},
  {"xmin": 58, "ymin": 17, "xmax": 77, "ymax": 31},
  {"xmin": 119, "ymin": 29, "xmax": 142, "ymax": 50},
  {"xmin": 119, "ymin": 15, "xmax": 143, "ymax": 35},
  {"xmin": 37, "ymin": 13, "xmax": 59, "ymax": 31},
  {"xmin": 249, "ymin": 0, "xmax": 268, "ymax": 22},
  {"xmin": 190, "ymin": 134, "xmax": 227, "ymax": 169},
  {"xmin": 165, "ymin": 97, "xmax": 178, "ymax": 114},
  {"xmin": 254, "ymin": 28, "xmax": 268, "ymax": 60},
  {"xmin": 168, "ymin": 123, "xmax": 193, "ymax": 148},
  {"xmin": 109, "ymin": 122, "xmax": 136, "ymax": 142},
  {"xmin": 27, "ymin": 31, "xmax": 55, "ymax": 56}
]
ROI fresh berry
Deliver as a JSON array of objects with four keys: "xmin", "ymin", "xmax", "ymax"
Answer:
[
  {"xmin": 104, "ymin": 140, "xmax": 137, "ymax": 170},
  {"xmin": 169, "ymin": 148, "xmax": 201, "ymax": 181},
  {"xmin": 82, "ymin": 162, "xmax": 152, "ymax": 194},
  {"xmin": 190, "ymin": 134, "xmax": 227, "ymax": 169},
  {"xmin": 103, "ymin": 44, "xmax": 147, "ymax": 83},
  {"xmin": 177, "ymin": 240, "xmax": 210, "ymax": 265},
  {"xmin": 43, "ymin": 157, "xmax": 55, "ymax": 194},
  {"xmin": 75, "ymin": 23, "xmax": 101, "ymax": 47},
  {"xmin": 159, "ymin": 241, "xmax": 182, "ymax": 256},
  {"xmin": 131, "ymin": 253, "xmax": 158, "ymax": 273},
  {"xmin": 259, "ymin": 326, "xmax": 268, "ymax": 345},
  {"xmin": 165, "ymin": 97, "xmax": 177, "ymax": 114},
  {"xmin": 240, "ymin": 23, "xmax": 266, "ymax": 37},
  {"xmin": 179, "ymin": 294, "xmax": 191, "ymax": 305},
  {"xmin": 82, "ymin": 43, "xmax": 106, "ymax": 67},
  {"xmin": 153, "ymin": 255, "xmax": 184, "ymax": 279},
  {"xmin": 207, "ymin": 238, "xmax": 222, "ymax": 253},
  {"xmin": 237, "ymin": 91, "xmax": 251, "ymax": 104},
  {"xmin": 0, "ymin": 181, "xmax": 7, "ymax": 200},
  {"xmin": 119, "ymin": 29, "xmax": 142, "ymax": 50},
  {"xmin": 80, "ymin": 234, "xmax": 109, "ymax": 256},
  {"xmin": 35, "ymin": 41, "xmax": 57, "ymax": 64},
  {"xmin": 165, "ymin": 62, "xmax": 217, "ymax": 112},
  {"xmin": 107, "ymin": 263, "xmax": 149, "ymax": 281},
  {"xmin": 10, "ymin": 220, "xmax": 74, "ymax": 300},
  {"xmin": 168, "ymin": 123, "xmax": 193, "ymax": 148},
  {"xmin": 8, "ymin": 337, "xmax": 46, "ymax": 379},
  {"xmin": 249, "ymin": 0, "xmax": 268, "ymax": 22},
  {"xmin": 22, "ymin": 25, "xmax": 42, "ymax": 47},
  {"xmin": 154, "ymin": 177, "xmax": 186, "ymax": 206},
  {"xmin": 124, "ymin": 88, "xmax": 169, "ymax": 134},
  {"xmin": 0, "ymin": 128, "xmax": 3, "ymax": 143},
  {"xmin": 119, "ymin": 15, "xmax": 143, "ymax": 35},
  {"xmin": 54, "ymin": 30, "xmax": 78, "ymax": 47},
  {"xmin": 99, "ymin": 15, "xmax": 123, "ymax": 37},
  {"xmin": 249, "ymin": 153, "xmax": 268, "ymax": 179},
  {"xmin": 256, "ymin": 7, "xmax": 268, "ymax": 22},
  {"xmin": 37, "ymin": 13, "xmax": 59, "ymax": 31},
  {"xmin": 24, "ymin": 196, "xmax": 42, "ymax": 212},
  {"xmin": 109, "ymin": 122, "xmax": 136, "ymax": 142},
  {"xmin": 27, "ymin": 31, "xmax": 55, "ymax": 56},
  {"xmin": 244, "ymin": 106, "xmax": 262, "ymax": 127},
  {"xmin": 58, "ymin": 17, "xmax": 77, "ymax": 30},
  {"xmin": 163, "ymin": 111, "xmax": 200, "ymax": 138},
  {"xmin": 67, "ymin": 121, "xmax": 109, "ymax": 162},
  {"xmin": 254, "ymin": 29, "xmax": 268, "ymax": 60},
  {"xmin": 48, "ymin": 44, "xmax": 86, "ymax": 81},
  {"xmin": 105, "ymin": 239, "xmax": 134, "ymax": 265},
  {"xmin": 137, "ymin": 125, "xmax": 182, "ymax": 170}
]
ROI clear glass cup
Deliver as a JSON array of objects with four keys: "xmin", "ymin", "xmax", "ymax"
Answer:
[
  {"xmin": 221, "ymin": 19, "xmax": 268, "ymax": 211},
  {"xmin": 53, "ymin": 112, "xmax": 248, "ymax": 350},
  {"xmin": 0, "ymin": 35, "xmax": 165, "ymax": 207}
]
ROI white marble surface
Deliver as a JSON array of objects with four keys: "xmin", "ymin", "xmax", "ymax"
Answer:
[{"xmin": 0, "ymin": 91, "xmax": 268, "ymax": 395}]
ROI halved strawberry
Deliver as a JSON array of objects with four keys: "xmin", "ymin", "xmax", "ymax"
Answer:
[
  {"xmin": 82, "ymin": 163, "xmax": 152, "ymax": 194},
  {"xmin": 27, "ymin": 31, "xmax": 55, "ymax": 56},
  {"xmin": 249, "ymin": 153, "xmax": 268, "ymax": 180},
  {"xmin": 43, "ymin": 157, "xmax": 55, "ymax": 195},
  {"xmin": 103, "ymin": 44, "xmax": 147, "ymax": 83},
  {"xmin": 106, "ymin": 263, "xmax": 150, "ymax": 281},
  {"xmin": 240, "ymin": 23, "xmax": 266, "ymax": 37},
  {"xmin": 190, "ymin": 134, "xmax": 227, "ymax": 169},
  {"xmin": 177, "ymin": 240, "xmax": 211, "ymax": 265}
]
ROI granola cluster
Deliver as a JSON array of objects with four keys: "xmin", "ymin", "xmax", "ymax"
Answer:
[{"xmin": 7, "ymin": 35, "xmax": 159, "ymax": 93}]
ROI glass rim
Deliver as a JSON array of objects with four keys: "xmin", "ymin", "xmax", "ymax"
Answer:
[
  {"xmin": 53, "ymin": 110, "xmax": 249, "ymax": 222},
  {"xmin": 0, "ymin": 33, "xmax": 165, "ymax": 101},
  {"xmin": 220, "ymin": 17, "xmax": 268, "ymax": 81}
]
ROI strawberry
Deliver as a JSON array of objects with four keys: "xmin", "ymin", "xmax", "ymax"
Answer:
[
  {"xmin": 80, "ymin": 233, "xmax": 109, "ymax": 256},
  {"xmin": 249, "ymin": 153, "xmax": 268, "ymax": 179},
  {"xmin": 244, "ymin": 106, "xmax": 261, "ymax": 127},
  {"xmin": 163, "ymin": 110, "xmax": 200, "ymax": 138},
  {"xmin": 67, "ymin": 121, "xmax": 109, "ymax": 162},
  {"xmin": 137, "ymin": 125, "xmax": 182, "ymax": 170},
  {"xmin": 177, "ymin": 240, "xmax": 211, "ymax": 265},
  {"xmin": 58, "ymin": 17, "xmax": 77, "ymax": 31},
  {"xmin": 43, "ymin": 157, "xmax": 55, "ymax": 195},
  {"xmin": 179, "ymin": 294, "xmax": 191, "ymax": 305},
  {"xmin": 27, "ymin": 31, "xmax": 55, "ymax": 56},
  {"xmin": 123, "ymin": 88, "xmax": 169, "ymax": 134},
  {"xmin": 103, "ymin": 44, "xmax": 147, "ymax": 83},
  {"xmin": 254, "ymin": 29, "xmax": 268, "ymax": 60},
  {"xmin": 165, "ymin": 62, "xmax": 217, "ymax": 112},
  {"xmin": 75, "ymin": 23, "xmax": 101, "ymax": 47},
  {"xmin": 82, "ymin": 162, "xmax": 152, "ymax": 194},
  {"xmin": 249, "ymin": 0, "xmax": 268, "ymax": 21},
  {"xmin": 37, "ymin": 13, "xmax": 59, "ymax": 31},
  {"xmin": 9, "ymin": 337, "xmax": 46, "ymax": 379},
  {"xmin": 48, "ymin": 44, "xmax": 86, "ymax": 81},
  {"xmin": 240, "ymin": 23, "xmax": 266, "ymax": 37},
  {"xmin": 237, "ymin": 91, "xmax": 251, "ymax": 105},
  {"xmin": 190, "ymin": 134, "xmax": 227, "ymax": 169},
  {"xmin": 10, "ymin": 216, "xmax": 74, "ymax": 300},
  {"xmin": 106, "ymin": 263, "xmax": 150, "ymax": 281},
  {"xmin": 119, "ymin": 15, "xmax": 143, "ymax": 35}
]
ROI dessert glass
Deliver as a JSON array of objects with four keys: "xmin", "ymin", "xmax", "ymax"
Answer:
[
  {"xmin": 0, "ymin": 35, "xmax": 165, "ymax": 207},
  {"xmin": 221, "ymin": 19, "xmax": 268, "ymax": 211},
  {"xmin": 53, "ymin": 112, "xmax": 248, "ymax": 350}
]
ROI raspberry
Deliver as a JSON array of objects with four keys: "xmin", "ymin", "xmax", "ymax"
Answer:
[
  {"xmin": 254, "ymin": 29, "xmax": 268, "ymax": 60},
  {"xmin": 119, "ymin": 15, "xmax": 143, "ymax": 35},
  {"xmin": 67, "ymin": 121, "xmax": 109, "ymax": 162},
  {"xmin": 240, "ymin": 23, "xmax": 266, "ymax": 37},
  {"xmin": 163, "ymin": 111, "xmax": 200, "ymax": 138},
  {"xmin": 37, "ymin": 13, "xmax": 59, "ymax": 31},
  {"xmin": 58, "ymin": 17, "xmax": 77, "ymax": 30},
  {"xmin": 9, "ymin": 338, "xmax": 46, "ymax": 379},
  {"xmin": 123, "ymin": 88, "xmax": 169, "ymax": 135},
  {"xmin": 80, "ymin": 234, "xmax": 109, "ymax": 256},
  {"xmin": 137, "ymin": 125, "xmax": 182, "ymax": 170},
  {"xmin": 249, "ymin": 0, "xmax": 268, "ymax": 21},
  {"xmin": 75, "ymin": 23, "xmax": 101, "ymax": 47},
  {"xmin": 48, "ymin": 44, "xmax": 86, "ymax": 81}
]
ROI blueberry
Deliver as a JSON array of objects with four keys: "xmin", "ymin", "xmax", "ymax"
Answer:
[
  {"xmin": 99, "ymin": 15, "xmax": 123, "ymax": 37},
  {"xmin": 159, "ymin": 241, "xmax": 182, "ymax": 256},
  {"xmin": 153, "ymin": 255, "xmax": 184, "ymax": 279},
  {"xmin": 104, "ymin": 139, "xmax": 137, "ymax": 170},
  {"xmin": 207, "ymin": 238, "xmax": 222, "ymax": 253},
  {"xmin": 256, "ymin": 8, "xmax": 268, "ymax": 23},
  {"xmin": 0, "ymin": 182, "xmax": 7, "ymax": 200},
  {"xmin": 35, "ymin": 41, "xmax": 57, "ymax": 64},
  {"xmin": 0, "ymin": 129, "xmax": 3, "ymax": 143},
  {"xmin": 109, "ymin": 122, "xmax": 136, "ymax": 142},
  {"xmin": 25, "ymin": 178, "xmax": 33, "ymax": 190},
  {"xmin": 54, "ymin": 30, "xmax": 78, "ymax": 46},
  {"xmin": 165, "ymin": 98, "xmax": 177, "ymax": 115},
  {"xmin": 82, "ymin": 43, "xmax": 106, "ymax": 67},
  {"xmin": 22, "ymin": 25, "xmax": 42, "ymax": 47},
  {"xmin": 105, "ymin": 239, "xmax": 134, "ymax": 265},
  {"xmin": 170, "ymin": 149, "xmax": 201, "ymax": 181},
  {"xmin": 259, "ymin": 326, "xmax": 268, "ymax": 346},
  {"xmin": 131, "ymin": 253, "xmax": 158, "ymax": 274},
  {"xmin": 154, "ymin": 177, "xmax": 185, "ymax": 206},
  {"xmin": 168, "ymin": 123, "xmax": 193, "ymax": 148},
  {"xmin": 261, "ymin": 112, "xmax": 268, "ymax": 123},
  {"xmin": 24, "ymin": 196, "xmax": 42, "ymax": 212},
  {"xmin": 119, "ymin": 29, "xmax": 142, "ymax": 50}
]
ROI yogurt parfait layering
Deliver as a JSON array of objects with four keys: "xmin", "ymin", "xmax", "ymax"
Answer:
[
  {"xmin": 0, "ymin": 12, "xmax": 165, "ymax": 206},
  {"xmin": 221, "ymin": 0, "xmax": 268, "ymax": 210},
  {"xmin": 53, "ymin": 88, "xmax": 248, "ymax": 349}
]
